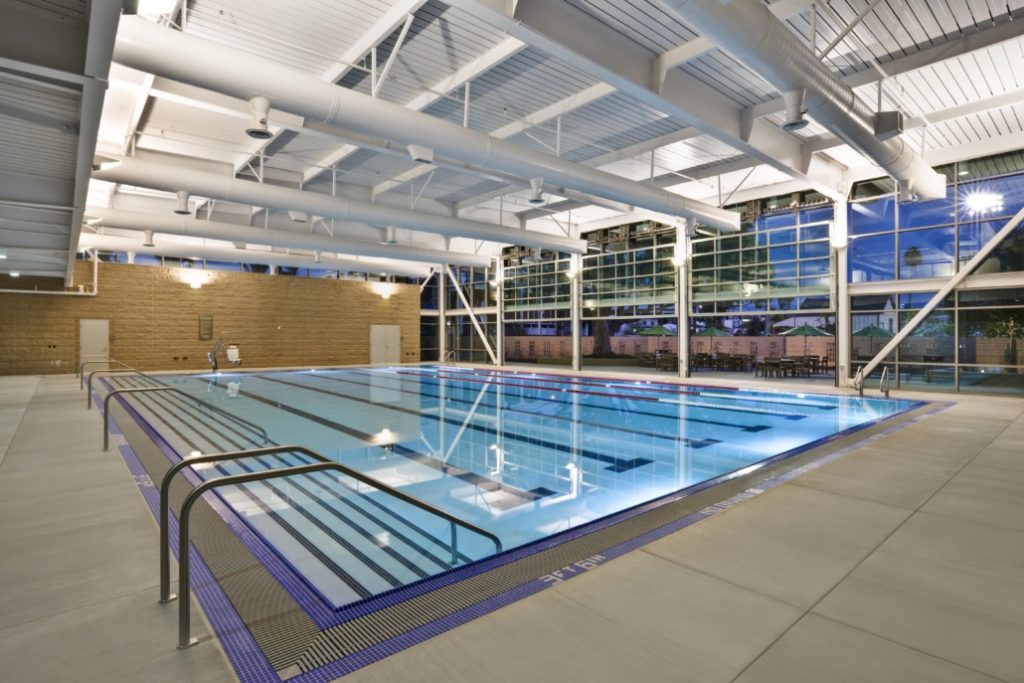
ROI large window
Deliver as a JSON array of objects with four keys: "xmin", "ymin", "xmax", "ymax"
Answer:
[
  {"xmin": 849, "ymin": 155, "xmax": 1024, "ymax": 283},
  {"xmin": 850, "ymin": 288, "xmax": 1024, "ymax": 395}
]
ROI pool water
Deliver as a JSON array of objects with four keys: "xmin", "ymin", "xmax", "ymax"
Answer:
[{"xmin": 112, "ymin": 366, "xmax": 921, "ymax": 610}]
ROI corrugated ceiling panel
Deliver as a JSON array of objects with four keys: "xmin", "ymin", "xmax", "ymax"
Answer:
[
  {"xmin": 562, "ymin": 0, "xmax": 697, "ymax": 53},
  {"xmin": 185, "ymin": 0, "xmax": 393, "ymax": 74}
]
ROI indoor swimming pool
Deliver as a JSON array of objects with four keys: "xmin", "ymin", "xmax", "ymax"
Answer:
[{"xmin": 104, "ymin": 365, "xmax": 923, "ymax": 613}]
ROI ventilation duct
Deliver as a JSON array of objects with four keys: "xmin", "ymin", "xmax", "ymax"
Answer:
[
  {"xmin": 174, "ymin": 190, "xmax": 191, "ymax": 215},
  {"xmin": 245, "ymin": 96, "xmax": 273, "ymax": 140},
  {"xmin": 91, "ymin": 156, "xmax": 587, "ymax": 254},
  {"xmin": 77, "ymin": 234, "xmax": 430, "ymax": 279},
  {"xmin": 660, "ymin": 0, "xmax": 946, "ymax": 200},
  {"xmin": 84, "ymin": 207, "xmax": 491, "ymax": 267},
  {"xmin": 112, "ymin": 17, "xmax": 741, "ymax": 232}
]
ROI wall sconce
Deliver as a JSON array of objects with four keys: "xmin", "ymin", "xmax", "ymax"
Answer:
[
  {"xmin": 180, "ymin": 270, "xmax": 212, "ymax": 289},
  {"xmin": 371, "ymin": 281, "xmax": 398, "ymax": 300}
]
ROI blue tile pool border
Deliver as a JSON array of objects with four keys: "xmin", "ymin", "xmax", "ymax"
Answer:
[
  {"xmin": 94, "ymin": 371, "xmax": 941, "ymax": 682},
  {"xmin": 98, "ymin": 378, "xmax": 341, "ymax": 629}
]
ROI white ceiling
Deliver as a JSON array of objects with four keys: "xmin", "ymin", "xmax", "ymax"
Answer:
[{"xmin": 43, "ymin": 0, "xmax": 1024, "ymax": 276}]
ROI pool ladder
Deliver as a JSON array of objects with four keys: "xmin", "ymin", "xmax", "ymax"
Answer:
[
  {"xmin": 155, "ymin": 445, "xmax": 502, "ymax": 650},
  {"xmin": 853, "ymin": 366, "xmax": 891, "ymax": 398}
]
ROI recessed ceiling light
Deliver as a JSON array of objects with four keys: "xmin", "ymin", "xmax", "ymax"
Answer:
[
  {"xmin": 0, "ymin": 248, "xmax": 6, "ymax": 260},
  {"xmin": 10, "ymin": 272, "xmax": 20, "ymax": 277}
]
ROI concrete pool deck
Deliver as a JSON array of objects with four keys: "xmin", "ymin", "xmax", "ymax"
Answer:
[{"xmin": 0, "ymin": 372, "xmax": 1021, "ymax": 682}]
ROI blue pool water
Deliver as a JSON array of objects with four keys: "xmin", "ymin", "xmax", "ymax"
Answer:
[{"xmin": 111, "ymin": 366, "xmax": 921, "ymax": 610}]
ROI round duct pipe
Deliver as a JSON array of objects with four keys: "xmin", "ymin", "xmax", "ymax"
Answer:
[
  {"xmin": 85, "ymin": 206, "xmax": 492, "ymax": 268},
  {"xmin": 112, "ymin": 17, "xmax": 741, "ymax": 232},
  {"xmin": 92, "ymin": 157, "xmax": 588, "ymax": 254}
]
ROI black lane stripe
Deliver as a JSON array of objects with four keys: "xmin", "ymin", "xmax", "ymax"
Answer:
[
  {"xmin": 435, "ymin": 367, "xmax": 838, "ymax": 411},
  {"xmin": 257, "ymin": 375, "xmax": 655, "ymax": 473},
  {"xmin": 342, "ymin": 368, "xmax": 742, "ymax": 439},
  {"xmin": 406, "ymin": 369, "xmax": 810, "ymax": 421},
  {"xmin": 192, "ymin": 377, "xmax": 551, "ymax": 505},
  {"xmin": 115, "ymin": 378, "xmax": 399, "ymax": 594},
  {"xmin": 115, "ymin": 379, "xmax": 471, "ymax": 569},
  {"xmin": 120, "ymin": 379, "xmax": 460, "ymax": 577}
]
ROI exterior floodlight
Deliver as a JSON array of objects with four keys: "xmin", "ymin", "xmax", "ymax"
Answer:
[
  {"xmin": 174, "ymin": 190, "xmax": 191, "ymax": 215},
  {"xmin": 287, "ymin": 210, "xmax": 307, "ymax": 223},
  {"xmin": 245, "ymin": 96, "xmax": 273, "ymax": 140},
  {"xmin": 781, "ymin": 89, "xmax": 808, "ymax": 132},
  {"xmin": 528, "ymin": 177, "xmax": 545, "ymax": 205},
  {"xmin": 382, "ymin": 225, "xmax": 398, "ymax": 244}
]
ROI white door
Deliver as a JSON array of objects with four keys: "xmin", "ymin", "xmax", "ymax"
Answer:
[
  {"xmin": 369, "ymin": 325, "xmax": 401, "ymax": 365},
  {"xmin": 79, "ymin": 319, "xmax": 110, "ymax": 371}
]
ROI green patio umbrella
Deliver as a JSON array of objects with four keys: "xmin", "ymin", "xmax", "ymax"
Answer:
[
  {"xmin": 635, "ymin": 325, "xmax": 676, "ymax": 336},
  {"xmin": 852, "ymin": 324, "xmax": 894, "ymax": 337},
  {"xmin": 780, "ymin": 324, "xmax": 832, "ymax": 336},
  {"xmin": 695, "ymin": 326, "xmax": 731, "ymax": 336}
]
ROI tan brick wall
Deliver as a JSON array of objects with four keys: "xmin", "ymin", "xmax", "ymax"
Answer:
[{"xmin": 0, "ymin": 262, "xmax": 420, "ymax": 375}]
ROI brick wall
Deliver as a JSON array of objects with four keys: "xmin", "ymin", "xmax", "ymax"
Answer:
[{"xmin": 0, "ymin": 262, "xmax": 420, "ymax": 375}]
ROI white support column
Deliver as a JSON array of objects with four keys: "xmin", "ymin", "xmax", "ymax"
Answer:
[
  {"xmin": 438, "ymin": 267, "xmax": 447, "ymax": 362},
  {"xmin": 676, "ymin": 223, "xmax": 690, "ymax": 378},
  {"xmin": 570, "ymin": 253, "xmax": 582, "ymax": 372},
  {"xmin": 494, "ymin": 257, "xmax": 505, "ymax": 366},
  {"xmin": 832, "ymin": 204, "xmax": 851, "ymax": 387},
  {"xmin": 446, "ymin": 265, "xmax": 498, "ymax": 365},
  {"xmin": 856, "ymin": 205, "xmax": 1024, "ymax": 387}
]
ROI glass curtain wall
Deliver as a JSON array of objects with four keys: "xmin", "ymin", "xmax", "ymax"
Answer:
[
  {"xmin": 502, "ymin": 249, "xmax": 572, "ymax": 364},
  {"xmin": 581, "ymin": 222, "xmax": 678, "ymax": 370},
  {"xmin": 689, "ymin": 200, "xmax": 837, "ymax": 377},
  {"xmin": 849, "ymin": 151, "xmax": 1024, "ymax": 394},
  {"xmin": 851, "ymin": 288, "xmax": 1024, "ymax": 393},
  {"xmin": 445, "ymin": 266, "xmax": 498, "ymax": 363}
]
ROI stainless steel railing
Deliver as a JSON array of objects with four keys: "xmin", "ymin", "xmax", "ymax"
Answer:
[
  {"xmin": 86, "ymin": 367, "xmax": 157, "ymax": 408},
  {"xmin": 80, "ymin": 358, "xmax": 136, "ymax": 388},
  {"xmin": 880, "ymin": 366, "xmax": 891, "ymax": 398},
  {"xmin": 159, "ymin": 445, "xmax": 503, "ymax": 650}
]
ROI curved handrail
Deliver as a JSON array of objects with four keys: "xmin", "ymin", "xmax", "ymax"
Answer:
[
  {"xmin": 80, "ymin": 358, "xmax": 135, "ymax": 388},
  {"xmin": 102, "ymin": 386, "xmax": 268, "ymax": 452},
  {"xmin": 86, "ymin": 368, "xmax": 159, "ymax": 408},
  {"xmin": 160, "ymin": 446, "xmax": 502, "ymax": 619},
  {"xmin": 880, "ymin": 366, "xmax": 890, "ymax": 398},
  {"xmin": 77, "ymin": 354, "xmax": 114, "ymax": 378}
]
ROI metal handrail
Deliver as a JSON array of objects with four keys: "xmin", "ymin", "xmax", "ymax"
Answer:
[
  {"xmin": 162, "ymin": 446, "xmax": 502, "ymax": 649},
  {"xmin": 86, "ymin": 368, "xmax": 157, "ymax": 408},
  {"xmin": 103, "ymin": 386, "xmax": 268, "ymax": 451},
  {"xmin": 80, "ymin": 358, "xmax": 135, "ymax": 388},
  {"xmin": 853, "ymin": 366, "xmax": 865, "ymax": 396},
  {"xmin": 77, "ymin": 354, "xmax": 114, "ymax": 378},
  {"xmin": 880, "ymin": 366, "xmax": 891, "ymax": 398}
]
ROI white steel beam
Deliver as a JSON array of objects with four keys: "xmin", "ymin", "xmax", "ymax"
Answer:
[
  {"xmin": 372, "ymin": 81, "xmax": 615, "ymax": 197},
  {"xmin": 855, "ymin": 205, "xmax": 1024, "ymax": 387},
  {"xmin": 744, "ymin": 17, "xmax": 1024, "ymax": 122},
  {"xmin": 654, "ymin": 0, "xmax": 814, "ymax": 85},
  {"xmin": 305, "ymin": 38, "xmax": 526, "ymax": 185},
  {"xmin": 445, "ymin": 265, "xmax": 498, "ymax": 364},
  {"xmin": 454, "ymin": 127, "xmax": 703, "ymax": 212},
  {"xmin": 446, "ymin": 0, "xmax": 848, "ymax": 201},
  {"xmin": 19, "ymin": 0, "xmax": 118, "ymax": 284},
  {"xmin": 319, "ymin": 0, "xmax": 429, "ymax": 84}
]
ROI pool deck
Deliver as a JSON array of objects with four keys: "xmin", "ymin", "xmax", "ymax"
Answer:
[{"xmin": 0, "ymin": 371, "xmax": 1021, "ymax": 682}]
